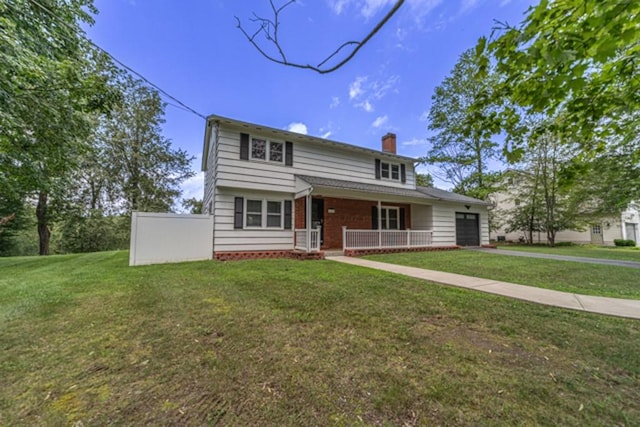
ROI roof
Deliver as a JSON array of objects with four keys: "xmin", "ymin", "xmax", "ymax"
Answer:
[
  {"xmin": 296, "ymin": 175, "xmax": 491, "ymax": 206},
  {"xmin": 202, "ymin": 114, "xmax": 416, "ymax": 171}
]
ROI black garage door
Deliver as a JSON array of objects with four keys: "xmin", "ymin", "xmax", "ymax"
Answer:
[{"xmin": 456, "ymin": 213, "xmax": 479, "ymax": 246}]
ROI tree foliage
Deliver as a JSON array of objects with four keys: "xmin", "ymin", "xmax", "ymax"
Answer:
[{"xmin": 422, "ymin": 49, "xmax": 502, "ymax": 200}]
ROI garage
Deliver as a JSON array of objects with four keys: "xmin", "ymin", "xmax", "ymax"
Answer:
[{"xmin": 456, "ymin": 212, "xmax": 480, "ymax": 246}]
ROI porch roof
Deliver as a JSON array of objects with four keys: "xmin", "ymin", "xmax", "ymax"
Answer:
[{"xmin": 296, "ymin": 175, "xmax": 491, "ymax": 206}]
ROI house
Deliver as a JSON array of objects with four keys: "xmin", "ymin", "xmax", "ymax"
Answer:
[
  {"xmin": 201, "ymin": 115, "xmax": 491, "ymax": 260},
  {"xmin": 489, "ymin": 181, "xmax": 639, "ymax": 246}
]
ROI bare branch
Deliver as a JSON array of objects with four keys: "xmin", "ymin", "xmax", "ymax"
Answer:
[{"xmin": 236, "ymin": 0, "xmax": 405, "ymax": 74}]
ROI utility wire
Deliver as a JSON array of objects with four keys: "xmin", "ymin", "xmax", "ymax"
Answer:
[{"xmin": 16, "ymin": 0, "xmax": 207, "ymax": 120}]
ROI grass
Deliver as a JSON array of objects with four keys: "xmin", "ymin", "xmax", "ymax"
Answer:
[
  {"xmin": 496, "ymin": 244, "xmax": 640, "ymax": 262},
  {"xmin": 365, "ymin": 250, "xmax": 640, "ymax": 300},
  {"xmin": 0, "ymin": 251, "xmax": 639, "ymax": 425}
]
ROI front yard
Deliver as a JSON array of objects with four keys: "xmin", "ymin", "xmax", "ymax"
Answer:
[
  {"xmin": 1, "ymin": 252, "xmax": 639, "ymax": 425},
  {"xmin": 496, "ymin": 244, "xmax": 640, "ymax": 262},
  {"xmin": 365, "ymin": 250, "xmax": 640, "ymax": 299}
]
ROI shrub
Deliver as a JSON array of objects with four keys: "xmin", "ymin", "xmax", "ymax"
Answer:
[
  {"xmin": 614, "ymin": 239, "xmax": 637, "ymax": 247},
  {"xmin": 554, "ymin": 241, "xmax": 575, "ymax": 247}
]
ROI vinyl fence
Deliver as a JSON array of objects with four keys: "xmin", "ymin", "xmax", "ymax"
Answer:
[{"xmin": 129, "ymin": 212, "xmax": 214, "ymax": 266}]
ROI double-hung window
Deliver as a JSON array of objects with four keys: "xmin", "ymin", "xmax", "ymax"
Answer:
[
  {"xmin": 245, "ymin": 199, "xmax": 283, "ymax": 228},
  {"xmin": 380, "ymin": 207, "xmax": 400, "ymax": 230},
  {"xmin": 380, "ymin": 161, "xmax": 400, "ymax": 181},
  {"xmin": 251, "ymin": 138, "xmax": 284, "ymax": 163}
]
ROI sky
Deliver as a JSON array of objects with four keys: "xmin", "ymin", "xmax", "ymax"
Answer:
[{"xmin": 85, "ymin": 0, "xmax": 536, "ymax": 204}]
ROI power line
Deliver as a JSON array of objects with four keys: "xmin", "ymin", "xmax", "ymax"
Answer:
[{"xmin": 16, "ymin": 0, "xmax": 207, "ymax": 120}]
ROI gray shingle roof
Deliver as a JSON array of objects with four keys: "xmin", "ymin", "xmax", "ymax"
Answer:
[{"xmin": 296, "ymin": 175, "xmax": 490, "ymax": 206}]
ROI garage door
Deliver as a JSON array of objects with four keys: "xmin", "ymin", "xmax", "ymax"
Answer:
[{"xmin": 456, "ymin": 212, "xmax": 479, "ymax": 246}]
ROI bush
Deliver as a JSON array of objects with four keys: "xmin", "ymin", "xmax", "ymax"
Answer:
[
  {"xmin": 554, "ymin": 241, "xmax": 575, "ymax": 247},
  {"xmin": 614, "ymin": 239, "xmax": 637, "ymax": 247}
]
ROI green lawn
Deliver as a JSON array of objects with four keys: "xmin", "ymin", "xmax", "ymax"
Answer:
[
  {"xmin": 496, "ymin": 244, "xmax": 640, "ymax": 262},
  {"xmin": 365, "ymin": 250, "xmax": 640, "ymax": 299},
  {"xmin": 1, "ymin": 252, "xmax": 639, "ymax": 425}
]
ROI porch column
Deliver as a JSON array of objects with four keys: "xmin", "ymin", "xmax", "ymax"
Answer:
[
  {"xmin": 306, "ymin": 193, "xmax": 312, "ymax": 252},
  {"xmin": 378, "ymin": 200, "xmax": 382, "ymax": 248}
]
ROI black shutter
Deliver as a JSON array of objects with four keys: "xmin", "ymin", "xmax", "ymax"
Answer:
[
  {"xmin": 371, "ymin": 206, "xmax": 378, "ymax": 229},
  {"xmin": 284, "ymin": 200, "xmax": 292, "ymax": 230},
  {"xmin": 375, "ymin": 159, "xmax": 381, "ymax": 179},
  {"xmin": 240, "ymin": 133, "xmax": 249, "ymax": 160},
  {"xmin": 400, "ymin": 164, "xmax": 406, "ymax": 183},
  {"xmin": 399, "ymin": 208, "xmax": 406, "ymax": 230},
  {"xmin": 285, "ymin": 141, "xmax": 293, "ymax": 166},
  {"xmin": 234, "ymin": 197, "xmax": 244, "ymax": 229}
]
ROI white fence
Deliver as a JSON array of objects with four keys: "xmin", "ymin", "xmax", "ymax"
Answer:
[
  {"xmin": 294, "ymin": 228, "xmax": 321, "ymax": 252},
  {"xmin": 342, "ymin": 227, "xmax": 433, "ymax": 250},
  {"xmin": 129, "ymin": 212, "xmax": 214, "ymax": 266}
]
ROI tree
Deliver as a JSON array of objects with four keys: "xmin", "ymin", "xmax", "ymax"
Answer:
[
  {"xmin": 1, "ymin": 0, "xmax": 118, "ymax": 255},
  {"xmin": 98, "ymin": 76, "xmax": 195, "ymax": 213},
  {"xmin": 237, "ymin": 0, "xmax": 404, "ymax": 74},
  {"xmin": 415, "ymin": 173, "xmax": 434, "ymax": 188},
  {"xmin": 182, "ymin": 198, "xmax": 203, "ymax": 214},
  {"xmin": 422, "ymin": 49, "xmax": 502, "ymax": 200},
  {"xmin": 478, "ymin": 0, "xmax": 640, "ymax": 153}
]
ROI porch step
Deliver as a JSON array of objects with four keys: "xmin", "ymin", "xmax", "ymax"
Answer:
[{"xmin": 323, "ymin": 250, "xmax": 345, "ymax": 258}]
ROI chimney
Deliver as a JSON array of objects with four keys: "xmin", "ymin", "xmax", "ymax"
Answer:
[{"xmin": 381, "ymin": 132, "xmax": 396, "ymax": 155}]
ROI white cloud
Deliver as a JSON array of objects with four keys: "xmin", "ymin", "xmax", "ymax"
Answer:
[
  {"xmin": 349, "ymin": 76, "xmax": 368, "ymax": 100},
  {"xmin": 360, "ymin": 0, "xmax": 396, "ymax": 18},
  {"xmin": 372, "ymin": 75, "xmax": 400, "ymax": 99},
  {"xmin": 287, "ymin": 122, "xmax": 308, "ymax": 135},
  {"xmin": 330, "ymin": 96, "xmax": 340, "ymax": 109},
  {"xmin": 460, "ymin": 0, "xmax": 479, "ymax": 13},
  {"xmin": 407, "ymin": 0, "xmax": 444, "ymax": 25},
  {"xmin": 419, "ymin": 110, "xmax": 429, "ymax": 122},
  {"xmin": 327, "ymin": 0, "xmax": 350, "ymax": 14},
  {"xmin": 499, "ymin": 0, "xmax": 511, "ymax": 6},
  {"xmin": 180, "ymin": 172, "xmax": 204, "ymax": 205},
  {"xmin": 320, "ymin": 131, "xmax": 333, "ymax": 139},
  {"xmin": 357, "ymin": 100, "xmax": 374, "ymax": 112},
  {"xmin": 372, "ymin": 115, "xmax": 388, "ymax": 128},
  {"xmin": 402, "ymin": 138, "xmax": 428, "ymax": 146}
]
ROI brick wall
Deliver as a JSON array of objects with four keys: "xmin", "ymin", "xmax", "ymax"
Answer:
[
  {"xmin": 295, "ymin": 197, "xmax": 306, "ymax": 229},
  {"xmin": 320, "ymin": 197, "xmax": 411, "ymax": 249}
]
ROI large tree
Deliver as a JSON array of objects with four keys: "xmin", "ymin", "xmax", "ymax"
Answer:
[
  {"xmin": 422, "ymin": 48, "xmax": 502, "ymax": 200},
  {"xmin": 1, "ymin": 0, "xmax": 118, "ymax": 255},
  {"xmin": 97, "ymin": 76, "xmax": 194, "ymax": 213}
]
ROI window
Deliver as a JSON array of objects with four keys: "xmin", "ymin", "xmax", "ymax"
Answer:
[
  {"xmin": 269, "ymin": 141, "xmax": 283, "ymax": 162},
  {"xmin": 245, "ymin": 199, "xmax": 283, "ymax": 228},
  {"xmin": 266, "ymin": 201, "xmax": 282, "ymax": 228},
  {"xmin": 591, "ymin": 224, "xmax": 601, "ymax": 234},
  {"xmin": 380, "ymin": 207, "xmax": 400, "ymax": 229},
  {"xmin": 250, "ymin": 137, "xmax": 284, "ymax": 163},
  {"xmin": 251, "ymin": 138, "xmax": 266, "ymax": 160},
  {"xmin": 380, "ymin": 161, "xmax": 400, "ymax": 181},
  {"xmin": 246, "ymin": 200, "xmax": 263, "ymax": 227}
]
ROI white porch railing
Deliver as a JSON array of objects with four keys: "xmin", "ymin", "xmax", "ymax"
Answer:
[
  {"xmin": 342, "ymin": 227, "xmax": 433, "ymax": 250},
  {"xmin": 294, "ymin": 227, "xmax": 321, "ymax": 252}
]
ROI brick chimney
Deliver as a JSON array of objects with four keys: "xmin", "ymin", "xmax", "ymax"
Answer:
[{"xmin": 381, "ymin": 132, "xmax": 396, "ymax": 154}]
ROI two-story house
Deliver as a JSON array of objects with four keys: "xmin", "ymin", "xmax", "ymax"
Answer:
[{"xmin": 202, "ymin": 115, "xmax": 491, "ymax": 260}]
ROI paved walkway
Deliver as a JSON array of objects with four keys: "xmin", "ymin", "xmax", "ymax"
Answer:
[
  {"xmin": 471, "ymin": 248, "xmax": 640, "ymax": 269},
  {"xmin": 328, "ymin": 256, "xmax": 640, "ymax": 320}
]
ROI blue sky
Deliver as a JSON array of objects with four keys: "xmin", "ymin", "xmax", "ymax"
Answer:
[{"xmin": 85, "ymin": 0, "xmax": 535, "ymax": 202}]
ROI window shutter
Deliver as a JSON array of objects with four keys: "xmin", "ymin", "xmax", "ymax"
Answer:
[
  {"xmin": 284, "ymin": 200, "xmax": 292, "ymax": 230},
  {"xmin": 240, "ymin": 133, "xmax": 249, "ymax": 160},
  {"xmin": 375, "ymin": 159, "xmax": 381, "ymax": 179},
  {"xmin": 399, "ymin": 208, "xmax": 406, "ymax": 230},
  {"xmin": 234, "ymin": 197, "xmax": 244, "ymax": 229},
  {"xmin": 400, "ymin": 164, "xmax": 406, "ymax": 183},
  {"xmin": 371, "ymin": 206, "xmax": 378, "ymax": 229},
  {"xmin": 285, "ymin": 141, "xmax": 293, "ymax": 166}
]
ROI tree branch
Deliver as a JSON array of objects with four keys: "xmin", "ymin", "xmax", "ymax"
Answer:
[{"xmin": 236, "ymin": 0, "xmax": 405, "ymax": 74}]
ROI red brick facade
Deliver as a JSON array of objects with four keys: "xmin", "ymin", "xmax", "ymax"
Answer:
[
  {"xmin": 214, "ymin": 250, "xmax": 324, "ymax": 261},
  {"xmin": 344, "ymin": 246, "xmax": 459, "ymax": 257},
  {"xmin": 295, "ymin": 197, "xmax": 306, "ymax": 229},
  {"xmin": 300, "ymin": 197, "xmax": 411, "ymax": 249}
]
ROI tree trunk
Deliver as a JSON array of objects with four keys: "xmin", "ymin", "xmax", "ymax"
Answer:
[{"xmin": 36, "ymin": 191, "xmax": 51, "ymax": 255}]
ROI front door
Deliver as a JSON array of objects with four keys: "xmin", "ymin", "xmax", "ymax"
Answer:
[
  {"xmin": 455, "ymin": 212, "xmax": 480, "ymax": 246},
  {"xmin": 590, "ymin": 223, "xmax": 604, "ymax": 245},
  {"xmin": 311, "ymin": 198, "xmax": 324, "ymax": 245}
]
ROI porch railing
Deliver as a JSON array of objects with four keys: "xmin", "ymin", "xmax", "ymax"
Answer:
[
  {"xmin": 342, "ymin": 227, "xmax": 433, "ymax": 251},
  {"xmin": 294, "ymin": 227, "xmax": 321, "ymax": 252}
]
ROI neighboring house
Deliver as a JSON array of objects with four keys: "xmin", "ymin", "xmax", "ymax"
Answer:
[
  {"xmin": 202, "ymin": 115, "xmax": 491, "ymax": 260},
  {"xmin": 490, "ymin": 183, "xmax": 640, "ymax": 246}
]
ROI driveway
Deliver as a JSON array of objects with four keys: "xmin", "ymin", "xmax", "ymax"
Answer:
[{"xmin": 471, "ymin": 248, "xmax": 640, "ymax": 269}]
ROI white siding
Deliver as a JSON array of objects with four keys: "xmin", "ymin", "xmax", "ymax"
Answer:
[
  {"xmin": 213, "ymin": 188, "xmax": 294, "ymax": 253},
  {"xmin": 214, "ymin": 127, "xmax": 415, "ymax": 194},
  {"xmin": 203, "ymin": 124, "xmax": 218, "ymax": 214},
  {"xmin": 411, "ymin": 204, "xmax": 433, "ymax": 230},
  {"xmin": 432, "ymin": 203, "xmax": 490, "ymax": 246}
]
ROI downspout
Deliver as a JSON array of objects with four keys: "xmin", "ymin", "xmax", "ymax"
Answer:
[{"xmin": 306, "ymin": 186, "xmax": 313, "ymax": 252}]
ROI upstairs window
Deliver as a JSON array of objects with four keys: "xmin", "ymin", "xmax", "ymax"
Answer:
[
  {"xmin": 251, "ymin": 138, "xmax": 284, "ymax": 163},
  {"xmin": 269, "ymin": 141, "xmax": 283, "ymax": 162},
  {"xmin": 380, "ymin": 161, "xmax": 400, "ymax": 181},
  {"xmin": 251, "ymin": 138, "xmax": 267, "ymax": 160}
]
